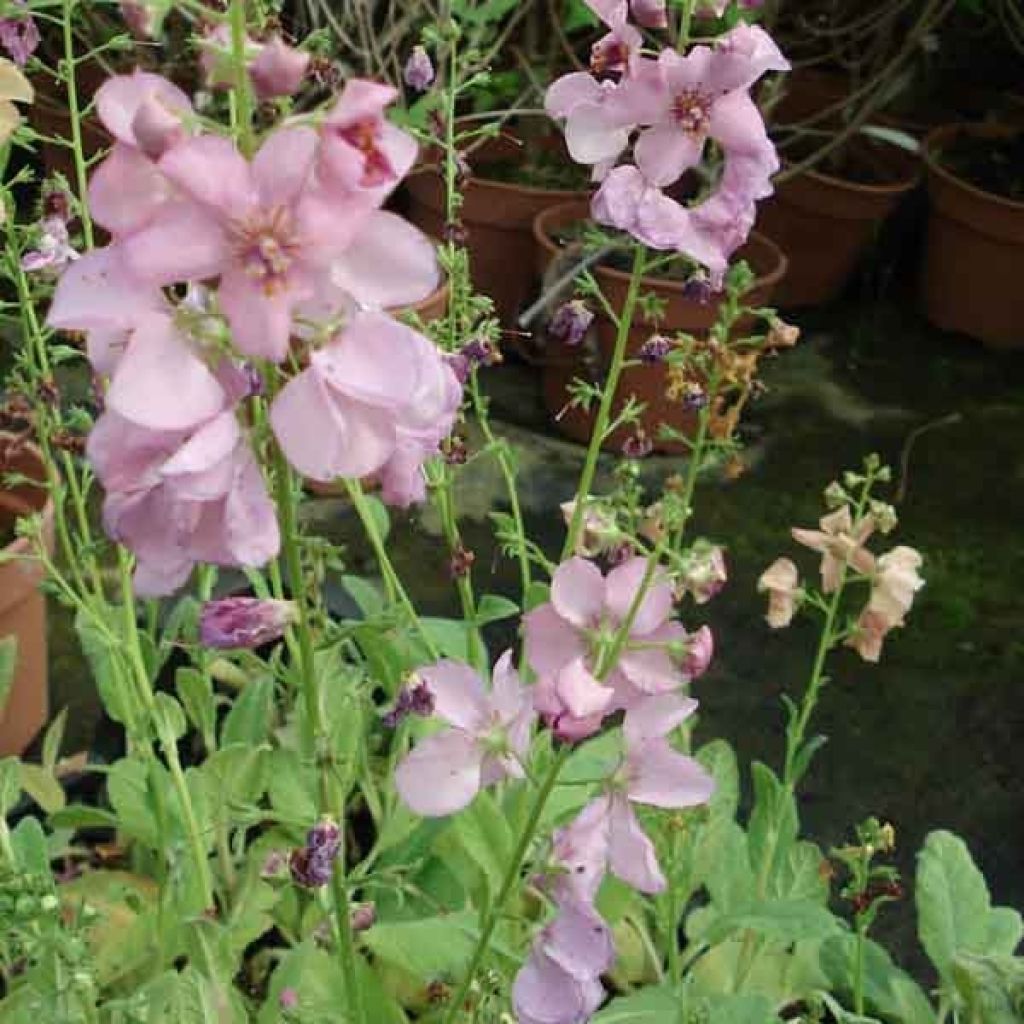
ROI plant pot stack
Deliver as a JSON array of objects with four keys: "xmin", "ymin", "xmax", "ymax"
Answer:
[
  {"xmin": 921, "ymin": 124, "xmax": 1024, "ymax": 350},
  {"xmin": 534, "ymin": 201, "xmax": 788, "ymax": 453},
  {"xmin": 757, "ymin": 134, "xmax": 920, "ymax": 307},
  {"xmin": 0, "ymin": 438, "xmax": 54, "ymax": 757},
  {"xmin": 405, "ymin": 133, "xmax": 590, "ymax": 328}
]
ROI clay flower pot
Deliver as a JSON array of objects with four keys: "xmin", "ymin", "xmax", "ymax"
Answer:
[
  {"xmin": 756, "ymin": 134, "xmax": 920, "ymax": 307},
  {"xmin": 405, "ymin": 133, "xmax": 590, "ymax": 328},
  {"xmin": 533, "ymin": 200, "xmax": 788, "ymax": 453},
  {"xmin": 0, "ymin": 437, "xmax": 54, "ymax": 756},
  {"xmin": 921, "ymin": 124, "xmax": 1024, "ymax": 350}
]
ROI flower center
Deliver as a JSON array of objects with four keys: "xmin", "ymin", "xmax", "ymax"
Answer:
[
  {"xmin": 672, "ymin": 89, "xmax": 713, "ymax": 136},
  {"xmin": 340, "ymin": 117, "xmax": 396, "ymax": 187},
  {"xmin": 590, "ymin": 38, "xmax": 629, "ymax": 77},
  {"xmin": 231, "ymin": 206, "xmax": 299, "ymax": 295}
]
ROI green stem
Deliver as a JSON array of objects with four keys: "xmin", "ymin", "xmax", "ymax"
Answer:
[
  {"xmin": 60, "ymin": 0, "xmax": 94, "ymax": 249},
  {"xmin": 440, "ymin": 747, "xmax": 571, "ymax": 1024},
  {"xmin": 678, "ymin": 0, "xmax": 697, "ymax": 51},
  {"xmin": 562, "ymin": 245, "xmax": 646, "ymax": 561},
  {"xmin": 344, "ymin": 478, "xmax": 440, "ymax": 661},
  {"xmin": 272, "ymin": 452, "xmax": 363, "ymax": 1023},
  {"xmin": 229, "ymin": 0, "xmax": 255, "ymax": 157}
]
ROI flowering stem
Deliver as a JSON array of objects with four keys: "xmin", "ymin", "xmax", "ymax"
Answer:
[
  {"xmin": 60, "ymin": 0, "xmax": 94, "ymax": 249},
  {"xmin": 562, "ymin": 244, "xmax": 647, "ymax": 561},
  {"xmin": 678, "ymin": 0, "xmax": 696, "ymax": 50},
  {"xmin": 343, "ymin": 478, "xmax": 440, "ymax": 660},
  {"xmin": 440, "ymin": 746, "xmax": 572, "ymax": 1024},
  {"xmin": 271, "ymin": 452, "xmax": 363, "ymax": 1022},
  {"xmin": 229, "ymin": 0, "xmax": 255, "ymax": 157}
]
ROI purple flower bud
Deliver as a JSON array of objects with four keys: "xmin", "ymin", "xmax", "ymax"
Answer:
[
  {"xmin": 0, "ymin": 1, "xmax": 39, "ymax": 67},
  {"xmin": 403, "ymin": 45, "xmax": 435, "ymax": 92},
  {"xmin": 638, "ymin": 334, "xmax": 671, "ymax": 364},
  {"xmin": 682, "ymin": 274, "xmax": 713, "ymax": 304},
  {"xmin": 680, "ymin": 382, "xmax": 708, "ymax": 411},
  {"xmin": 549, "ymin": 300, "xmax": 594, "ymax": 347},
  {"xmin": 198, "ymin": 597, "xmax": 296, "ymax": 649},
  {"xmin": 383, "ymin": 679, "xmax": 436, "ymax": 728},
  {"xmin": 242, "ymin": 363, "xmax": 265, "ymax": 398},
  {"xmin": 460, "ymin": 337, "xmax": 500, "ymax": 368},
  {"xmin": 119, "ymin": 1, "xmax": 154, "ymax": 39},
  {"xmin": 279, "ymin": 988, "xmax": 299, "ymax": 1010},
  {"xmin": 42, "ymin": 187, "xmax": 72, "ymax": 223},
  {"xmin": 260, "ymin": 850, "xmax": 289, "ymax": 879},
  {"xmin": 249, "ymin": 36, "xmax": 310, "ymax": 101},
  {"xmin": 290, "ymin": 818, "xmax": 342, "ymax": 889},
  {"xmin": 622, "ymin": 430, "xmax": 653, "ymax": 459},
  {"xmin": 350, "ymin": 902, "xmax": 377, "ymax": 932}
]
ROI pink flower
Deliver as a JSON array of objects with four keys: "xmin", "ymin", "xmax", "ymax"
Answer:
[
  {"xmin": 248, "ymin": 36, "xmax": 309, "ymax": 100},
  {"xmin": 119, "ymin": 126, "xmax": 435, "ymax": 361},
  {"xmin": 758, "ymin": 557, "xmax": 801, "ymax": 628},
  {"xmin": 513, "ymin": 899, "xmax": 614, "ymax": 1024},
  {"xmin": 21, "ymin": 215, "xmax": 78, "ymax": 275},
  {"xmin": 792, "ymin": 507, "xmax": 876, "ymax": 593},
  {"xmin": 0, "ymin": 1, "xmax": 39, "ymax": 67},
  {"xmin": 88, "ymin": 71, "xmax": 193, "ymax": 236},
  {"xmin": 199, "ymin": 597, "xmax": 296, "ymax": 649},
  {"xmin": 270, "ymin": 312, "xmax": 460, "ymax": 493},
  {"xmin": 403, "ymin": 46, "xmax": 434, "ymax": 92},
  {"xmin": 395, "ymin": 651, "xmax": 535, "ymax": 816},
  {"xmin": 559, "ymin": 695, "xmax": 714, "ymax": 894},
  {"xmin": 545, "ymin": 73, "xmax": 636, "ymax": 176},
  {"xmin": 318, "ymin": 79, "xmax": 418, "ymax": 203},
  {"xmin": 592, "ymin": 165, "xmax": 729, "ymax": 277},
  {"xmin": 560, "ymin": 499, "xmax": 622, "ymax": 558},
  {"xmin": 86, "ymin": 318, "xmax": 278, "ymax": 595},
  {"xmin": 45, "ymin": 246, "xmax": 166, "ymax": 376},
  {"xmin": 625, "ymin": 27, "xmax": 787, "ymax": 190}
]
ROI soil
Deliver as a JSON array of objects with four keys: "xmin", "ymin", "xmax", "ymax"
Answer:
[{"xmin": 939, "ymin": 131, "xmax": 1024, "ymax": 202}]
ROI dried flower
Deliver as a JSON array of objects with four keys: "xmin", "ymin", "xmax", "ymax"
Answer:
[
  {"xmin": 383, "ymin": 679, "xmax": 436, "ymax": 728},
  {"xmin": 638, "ymin": 334, "xmax": 671, "ymax": 364},
  {"xmin": 549, "ymin": 300, "xmax": 594, "ymax": 347},
  {"xmin": 449, "ymin": 542, "xmax": 476, "ymax": 579},
  {"xmin": 289, "ymin": 819, "xmax": 342, "ymax": 888},
  {"xmin": 766, "ymin": 319, "xmax": 800, "ymax": 349},
  {"xmin": 0, "ymin": 56, "xmax": 33, "ymax": 146},
  {"xmin": 757, "ymin": 557, "xmax": 800, "ymax": 628},
  {"xmin": 0, "ymin": 1, "xmax": 39, "ymax": 67},
  {"xmin": 622, "ymin": 430, "xmax": 653, "ymax": 459},
  {"xmin": 199, "ymin": 597, "xmax": 296, "ymax": 649}
]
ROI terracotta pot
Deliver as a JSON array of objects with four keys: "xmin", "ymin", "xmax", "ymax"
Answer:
[
  {"xmin": 921, "ymin": 124, "xmax": 1024, "ymax": 350},
  {"xmin": 533, "ymin": 201, "xmax": 788, "ymax": 453},
  {"xmin": 404, "ymin": 133, "xmax": 590, "ymax": 328},
  {"xmin": 756, "ymin": 135, "xmax": 920, "ymax": 307},
  {"xmin": 0, "ymin": 439, "xmax": 55, "ymax": 756}
]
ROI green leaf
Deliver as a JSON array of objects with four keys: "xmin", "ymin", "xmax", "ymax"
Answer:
[
  {"xmin": 153, "ymin": 692, "xmax": 187, "ymax": 742},
  {"xmin": 40, "ymin": 708, "xmax": 66, "ymax": 773},
  {"xmin": 342, "ymin": 574, "xmax": 385, "ymax": 617},
  {"xmin": 48, "ymin": 804, "xmax": 118, "ymax": 830},
  {"xmin": 916, "ymin": 830, "xmax": 1021, "ymax": 980},
  {"xmin": 746, "ymin": 761, "xmax": 798, "ymax": 900},
  {"xmin": 0, "ymin": 756, "xmax": 21, "ymax": 816},
  {"xmin": 267, "ymin": 748, "xmax": 317, "ymax": 827},
  {"xmin": 10, "ymin": 816, "xmax": 49, "ymax": 874},
  {"xmin": 0, "ymin": 636, "xmax": 17, "ymax": 715},
  {"xmin": 697, "ymin": 739, "xmax": 739, "ymax": 822},
  {"xmin": 951, "ymin": 952, "xmax": 1024, "ymax": 1024},
  {"xmin": 475, "ymin": 593, "xmax": 520, "ymax": 625},
  {"xmin": 524, "ymin": 580, "xmax": 550, "ymax": 611},
  {"xmin": 220, "ymin": 676, "xmax": 273, "ymax": 747},
  {"xmin": 443, "ymin": 791, "xmax": 515, "ymax": 899},
  {"xmin": 362, "ymin": 492, "xmax": 390, "ymax": 541},
  {"xmin": 175, "ymin": 667, "xmax": 216, "ymax": 747},
  {"xmin": 17, "ymin": 763, "xmax": 64, "ymax": 814},
  {"xmin": 75, "ymin": 607, "xmax": 134, "ymax": 725},
  {"xmin": 697, "ymin": 898, "xmax": 842, "ymax": 946},
  {"xmin": 592, "ymin": 985, "xmax": 681, "ymax": 1022},
  {"xmin": 198, "ymin": 744, "xmax": 269, "ymax": 816},
  {"xmin": 420, "ymin": 617, "xmax": 472, "ymax": 660},
  {"xmin": 362, "ymin": 913, "xmax": 478, "ymax": 984}
]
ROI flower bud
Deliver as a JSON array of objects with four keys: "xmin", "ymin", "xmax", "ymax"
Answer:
[
  {"xmin": 548, "ymin": 300, "xmax": 594, "ymax": 347},
  {"xmin": 403, "ymin": 45, "xmax": 435, "ymax": 92},
  {"xmin": 199, "ymin": 597, "xmax": 296, "ymax": 649},
  {"xmin": 638, "ymin": 334, "xmax": 671, "ymax": 364},
  {"xmin": 249, "ymin": 36, "xmax": 310, "ymax": 101},
  {"xmin": 131, "ymin": 93, "xmax": 186, "ymax": 159}
]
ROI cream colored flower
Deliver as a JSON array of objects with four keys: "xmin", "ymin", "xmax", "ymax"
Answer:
[
  {"xmin": 0, "ymin": 57, "xmax": 33, "ymax": 146},
  {"xmin": 758, "ymin": 557, "xmax": 801, "ymax": 628},
  {"xmin": 792, "ymin": 507, "xmax": 876, "ymax": 593}
]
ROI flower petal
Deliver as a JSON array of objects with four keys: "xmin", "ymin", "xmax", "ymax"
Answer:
[
  {"xmin": 555, "ymin": 658, "xmax": 615, "ymax": 719},
  {"xmin": 121, "ymin": 199, "xmax": 229, "ymax": 285},
  {"xmin": 218, "ymin": 267, "xmax": 299, "ymax": 363},
  {"xmin": 395, "ymin": 730, "xmax": 484, "ymax": 817},
  {"xmin": 634, "ymin": 122, "xmax": 704, "ymax": 188},
  {"xmin": 251, "ymin": 126, "xmax": 318, "ymax": 208},
  {"xmin": 608, "ymin": 796, "xmax": 665, "ymax": 893},
  {"xmin": 627, "ymin": 738, "xmax": 715, "ymax": 809},
  {"xmin": 623, "ymin": 693, "xmax": 699, "ymax": 746},
  {"xmin": 523, "ymin": 604, "xmax": 586, "ymax": 677},
  {"xmin": 418, "ymin": 660, "xmax": 487, "ymax": 731},
  {"xmin": 604, "ymin": 557, "xmax": 674, "ymax": 636},
  {"xmin": 88, "ymin": 143, "xmax": 171, "ymax": 236},
  {"xmin": 551, "ymin": 556, "xmax": 606, "ymax": 628}
]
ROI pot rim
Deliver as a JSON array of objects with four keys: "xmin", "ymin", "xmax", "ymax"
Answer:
[
  {"xmin": 533, "ymin": 198, "xmax": 789, "ymax": 295},
  {"xmin": 922, "ymin": 123, "xmax": 1024, "ymax": 213},
  {"xmin": 780, "ymin": 133, "xmax": 922, "ymax": 197}
]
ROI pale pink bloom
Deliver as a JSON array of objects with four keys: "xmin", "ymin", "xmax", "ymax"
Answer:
[
  {"xmin": 547, "ymin": 801, "xmax": 609, "ymax": 905},
  {"xmin": 249, "ymin": 36, "xmax": 309, "ymax": 100},
  {"xmin": 846, "ymin": 609, "xmax": 891, "ymax": 663},
  {"xmin": 199, "ymin": 597, "xmax": 296, "ymax": 649},
  {"xmin": 545, "ymin": 73, "xmax": 634, "ymax": 177},
  {"xmin": 624, "ymin": 27, "xmax": 787, "ymax": 189},
  {"xmin": 271, "ymin": 312, "xmax": 459, "ymax": 492},
  {"xmin": 0, "ymin": 0, "xmax": 39, "ymax": 67},
  {"xmin": 198, "ymin": 24, "xmax": 260, "ymax": 90},
  {"xmin": 88, "ymin": 71, "xmax": 193, "ymax": 236},
  {"xmin": 678, "ymin": 541, "xmax": 727, "ymax": 604},
  {"xmin": 525, "ymin": 556, "xmax": 697, "ymax": 740},
  {"xmin": 318, "ymin": 79, "xmax": 418, "ymax": 204},
  {"xmin": 120, "ymin": 129, "xmax": 436, "ymax": 361},
  {"xmin": 513, "ymin": 899, "xmax": 614, "ymax": 1024},
  {"xmin": 87, "ymin": 322, "xmax": 278, "ymax": 595},
  {"xmin": 119, "ymin": 1, "xmax": 156, "ymax": 39},
  {"xmin": 847, "ymin": 547, "xmax": 924, "ymax": 663},
  {"xmin": 758, "ymin": 557, "xmax": 800, "ymax": 628},
  {"xmin": 681, "ymin": 625, "xmax": 714, "ymax": 678},
  {"xmin": 394, "ymin": 651, "xmax": 535, "ymax": 816},
  {"xmin": 586, "ymin": 0, "xmax": 666, "ymax": 32},
  {"xmin": 592, "ymin": 165, "xmax": 729, "ymax": 276},
  {"xmin": 792, "ymin": 507, "xmax": 876, "ymax": 593},
  {"xmin": 46, "ymin": 246, "xmax": 168, "ymax": 376},
  {"xmin": 560, "ymin": 695, "xmax": 713, "ymax": 894}
]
